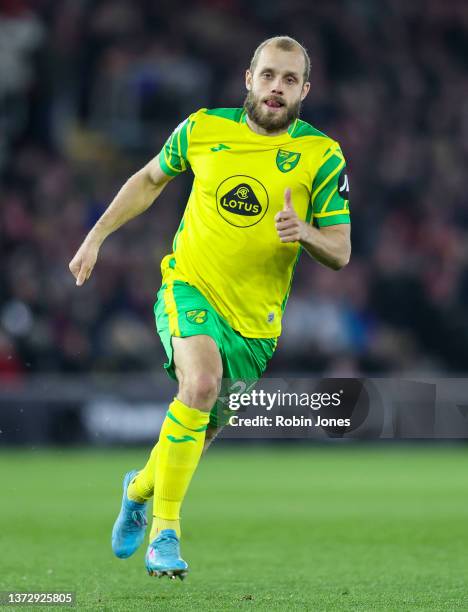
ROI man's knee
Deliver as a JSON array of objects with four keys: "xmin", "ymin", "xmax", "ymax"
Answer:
[{"xmin": 178, "ymin": 372, "xmax": 221, "ymax": 411}]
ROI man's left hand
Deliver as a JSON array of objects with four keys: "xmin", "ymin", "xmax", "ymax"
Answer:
[{"xmin": 274, "ymin": 188, "xmax": 307, "ymax": 243}]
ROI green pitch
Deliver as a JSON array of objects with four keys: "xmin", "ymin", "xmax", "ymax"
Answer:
[{"xmin": 1, "ymin": 445, "xmax": 467, "ymax": 611}]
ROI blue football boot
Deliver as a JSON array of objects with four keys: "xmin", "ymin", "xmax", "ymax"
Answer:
[
  {"xmin": 145, "ymin": 529, "xmax": 188, "ymax": 580},
  {"xmin": 111, "ymin": 470, "xmax": 147, "ymax": 558}
]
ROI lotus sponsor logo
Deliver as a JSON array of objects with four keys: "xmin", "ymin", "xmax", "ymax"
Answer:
[{"xmin": 216, "ymin": 175, "xmax": 269, "ymax": 228}]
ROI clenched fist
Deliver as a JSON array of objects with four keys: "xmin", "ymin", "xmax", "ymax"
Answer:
[
  {"xmin": 68, "ymin": 238, "xmax": 100, "ymax": 286},
  {"xmin": 275, "ymin": 188, "xmax": 307, "ymax": 243}
]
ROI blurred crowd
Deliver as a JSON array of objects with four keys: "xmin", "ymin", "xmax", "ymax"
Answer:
[{"xmin": 2, "ymin": 0, "xmax": 468, "ymax": 379}]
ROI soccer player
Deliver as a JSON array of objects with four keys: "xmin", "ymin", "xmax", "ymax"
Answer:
[{"xmin": 69, "ymin": 35, "xmax": 351, "ymax": 579}]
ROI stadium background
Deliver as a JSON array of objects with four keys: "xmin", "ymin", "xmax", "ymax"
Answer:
[{"xmin": 1, "ymin": 1, "xmax": 467, "ymax": 609}]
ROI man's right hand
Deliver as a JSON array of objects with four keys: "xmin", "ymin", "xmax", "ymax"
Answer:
[{"xmin": 69, "ymin": 237, "xmax": 100, "ymax": 286}]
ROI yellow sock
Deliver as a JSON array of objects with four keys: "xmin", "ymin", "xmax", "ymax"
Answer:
[
  {"xmin": 127, "ymin": 444, "xmax": 158, "ymax": 502},
  {"xmin": 149, "ymin": 517, "xmax": 180, "ymax": 541},
  {"xmin": 150, "ymin": 398, "xmax": 209, "ymax": 540}
]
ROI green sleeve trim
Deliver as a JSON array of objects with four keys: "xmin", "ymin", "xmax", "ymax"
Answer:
[
  {"xmin": 315, "ymin": 213, "xmax": 350, "ymax": 227},
  {"xmin": 321, "ymin": 190, "xmax": 350, "ymax": 215},
  {"xmin": 312, "ymin": 154, "xmax": 344, "ymax": 199},
  {"xmin": 158, "ymin": 118, "xmax": 195, "ymax": 176},
  {"xmin": 313, "ymin": 178, "xmax": 338, "ymax": 211},
  {"xmin": 159, "ymin": 150, "xmax": 180, "ymax": 176},
  {"xmin": 314, "ymin": 206, "xmax": 349, "ymax": 217},
  {"xmin": 312, "ymin": 144, "xmax": 348, "ymax": 217}
]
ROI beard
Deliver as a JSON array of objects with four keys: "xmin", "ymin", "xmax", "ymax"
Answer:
[{"xmin": 243, "ymin": 90, "xmax": 302, "ymax": 133}]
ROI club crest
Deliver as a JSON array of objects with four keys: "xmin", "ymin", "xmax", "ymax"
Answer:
[
  {"xmin": 276, "ymin": 149, "xmax": 301, "ymax": 173},
  {"xmin": 186, "ymin": 309, "xmax": 208, "ymax": 324}
]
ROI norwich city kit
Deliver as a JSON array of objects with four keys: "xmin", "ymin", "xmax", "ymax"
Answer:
[{"xmin": 154, "ymin": 107, "xmax": 350, "ymax": 425}]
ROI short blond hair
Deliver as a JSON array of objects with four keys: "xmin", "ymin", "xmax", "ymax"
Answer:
[{"xmin": 249, "ymin": 36, "xmax": 311, "ymax": 83}]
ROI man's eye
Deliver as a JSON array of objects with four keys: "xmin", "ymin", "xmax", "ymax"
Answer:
[
  {"xmin": 262, "ymin": 73, "xmax": 271, "ymax": 78},
  {"xmin": 287, "ymin": 77, "xmax": 295, "ymax": 84}
]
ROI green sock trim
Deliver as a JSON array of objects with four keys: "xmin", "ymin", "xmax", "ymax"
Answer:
[
  {"xmin": 166, "ymin": 410, "xmax": 208, "ymax": 432},
  {"xmin": 166, "ymin": 434, "xmax": 196, "ymax": 443}
]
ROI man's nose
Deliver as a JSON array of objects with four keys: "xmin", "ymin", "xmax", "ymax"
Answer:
[{"xmin": 270, "ymin": 78, "xmax": 284, "ymax": 94}]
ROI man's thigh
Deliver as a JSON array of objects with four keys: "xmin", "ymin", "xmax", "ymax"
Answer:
[
  {"xmin": 172, "ymin": 335, "xmax": 223, "ymax": 396},
  {"xmin": 154, "ymin": 280, "xmax": 223, "ymax": 380}
]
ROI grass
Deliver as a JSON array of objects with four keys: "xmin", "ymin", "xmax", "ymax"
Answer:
[{"xmin": 0, "ymin": 444, "xmax": 467, "ymax": 611}]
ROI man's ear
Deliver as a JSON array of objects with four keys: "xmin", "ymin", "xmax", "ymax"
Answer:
[
  {"xmin": 301, "ymin": 81, "xmax": 311, "ymax": 101},
  {"xmin": 245, "ymin": 69, "xmax": 252, "ymax": 91}
]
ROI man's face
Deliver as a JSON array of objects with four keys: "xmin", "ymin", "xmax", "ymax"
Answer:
[{"xmin": 244, "ymin": 44, "xmax": 310, "ymax": 133}]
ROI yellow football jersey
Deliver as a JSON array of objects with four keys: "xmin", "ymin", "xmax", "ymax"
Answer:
[{"xmin": 158, "ymin": 107, "xmax": 350, "ymax": 338}]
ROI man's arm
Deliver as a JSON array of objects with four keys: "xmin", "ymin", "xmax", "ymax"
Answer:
[
  {"xmin": 69, "ymin": 157, "xmax": 172, "ymax": 286},
  {"xmin": 275, "ymin": 188, "xmax": 351, "ymax": 270},
  {"xmin": 299, "ymin": 223, "xmax": 350, "ymax": 270}
]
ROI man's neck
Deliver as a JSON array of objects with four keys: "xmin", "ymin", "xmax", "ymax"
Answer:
[{"xmin": 245, "ymin": 114, "xmax": 291, "ymax": 137}]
